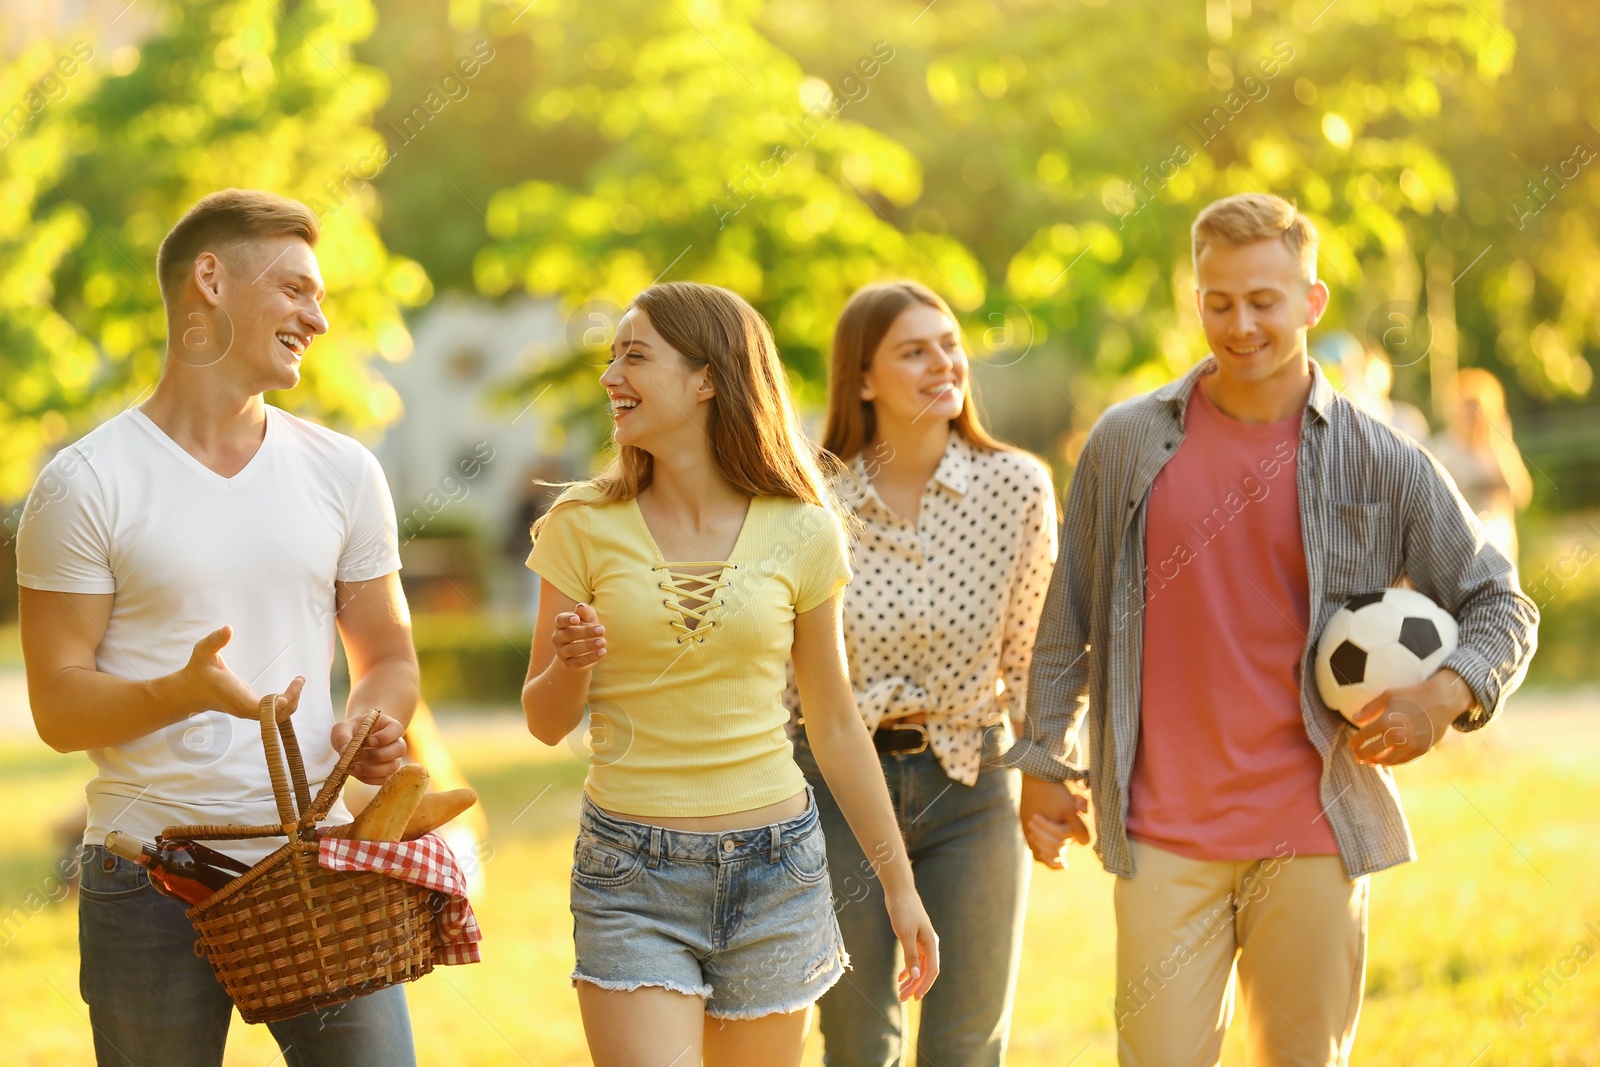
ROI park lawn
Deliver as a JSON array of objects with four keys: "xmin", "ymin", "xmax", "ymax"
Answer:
[{"xmin": 1, "ymin": 711, "xmax": 1596, "ymax": 1066}]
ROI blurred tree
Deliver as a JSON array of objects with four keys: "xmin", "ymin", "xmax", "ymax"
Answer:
[
  {"xmin": 6, "ymin": 0, "xmax": 1597, "ymax": 509},
  {"xmin": 455, "ymin": 0, "xmax": 983, "ymax": 426},
  {"xmin": 435, "ymin": 0, "xmax": 1594, "ymax": 489},
  {"xmin": 762, "ymin": 0, "xmax": 1529, "ymax": 441},
  {"xmin": 0, "ymin": 0, "xmax": 430, "ymax": 501}
]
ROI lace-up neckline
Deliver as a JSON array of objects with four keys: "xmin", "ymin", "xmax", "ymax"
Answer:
[
  {"xmin": 655, "ymin": 563, "xmax": 735, "ymax": 644},
  {"xmin": 631, "ymin": 497, "xmax": 756, "ymax": 646}
]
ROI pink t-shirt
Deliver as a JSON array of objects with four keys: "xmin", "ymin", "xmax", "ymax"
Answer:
[{"xmin": 1127, "ymin": 382, "xmax": 1338, "ymax": 860}]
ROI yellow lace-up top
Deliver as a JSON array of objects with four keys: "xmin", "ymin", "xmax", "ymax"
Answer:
[{"xmin": 527, "ymin": 485, "xmax": 852, "ymax": 817}]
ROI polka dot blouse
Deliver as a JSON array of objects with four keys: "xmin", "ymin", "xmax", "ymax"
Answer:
[{"xmin": 792, "ymin": 432, "xmax": 1059, "ymax": 786}]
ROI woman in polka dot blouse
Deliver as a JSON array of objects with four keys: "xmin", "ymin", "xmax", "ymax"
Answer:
[{"xmin": 787, "ymin": 280, "xmax": 1059, "ymax": 1066}]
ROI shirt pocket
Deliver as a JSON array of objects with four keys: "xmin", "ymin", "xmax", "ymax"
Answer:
[{"xmin": 1324, "ymin": 501, "xmax": 1400, "ymax": 597}]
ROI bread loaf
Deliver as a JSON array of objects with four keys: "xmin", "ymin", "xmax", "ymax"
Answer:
[
  {"xmin": 400, "ymin": 788, "xmax": 478, "ymax": 840},
  {"xmin": 345, "ymin": 764, "xmax": 430, "ymax": 842}
]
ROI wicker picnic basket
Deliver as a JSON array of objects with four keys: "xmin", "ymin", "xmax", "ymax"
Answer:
[{"xmin": 161, "ymin": 699, "xmax": 438, "ymax": 1024}]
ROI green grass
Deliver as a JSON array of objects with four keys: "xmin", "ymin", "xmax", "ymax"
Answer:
[{"xmin": 1, "ymin": 714, "xmax": 1597, "ymax": 1066}]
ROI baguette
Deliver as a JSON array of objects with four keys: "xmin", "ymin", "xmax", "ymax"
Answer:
[
  {"xmin": 345, "ymin": 764, "xmax": 430, "ymax": 842},
  {"xmin": 400, "ymin": 788, "xmax": 478, "ymax": 840}
]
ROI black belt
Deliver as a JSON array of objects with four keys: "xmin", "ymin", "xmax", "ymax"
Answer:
[{"xmin": 873, "ymin": 721, "xmax": 930, "ymax": 756}]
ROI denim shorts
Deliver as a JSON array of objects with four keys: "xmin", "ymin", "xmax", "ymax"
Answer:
[{"xmin": 569, "ymin": 790, "xmax": 850, "ymax": 1020}]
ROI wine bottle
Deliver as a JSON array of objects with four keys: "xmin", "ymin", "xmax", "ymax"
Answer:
[{"xmin": 103, "ymin": 832, "xmax": 240, "ymax": 906}]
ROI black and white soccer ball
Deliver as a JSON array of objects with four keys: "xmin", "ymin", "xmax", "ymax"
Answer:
[{"xmin": 1314, "ymin": 589, "xmax": 1460, "ymax": 722}]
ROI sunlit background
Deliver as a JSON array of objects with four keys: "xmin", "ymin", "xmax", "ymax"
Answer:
[{"xmin": 1, "ymin": 0, "xmax": 1596, "ymax": 1063}]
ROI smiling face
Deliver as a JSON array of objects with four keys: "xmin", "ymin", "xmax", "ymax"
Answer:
[
  {"xmin": 1194, "ymin": 236, "xmax": 1329, "ymax": 394},
  {"xmin": 599, "ymin": 306, "xmax": 713, "ymax": 451},
  {"xmin": 194, "ymin": 234, "xmax": 328, "ymax": 392},
  {"xmin": 860, "ymin": 302, "xmax": 968, "ymax": 430}
]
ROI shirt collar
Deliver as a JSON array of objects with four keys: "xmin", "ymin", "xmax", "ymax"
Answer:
[
  {"xmin": 843, "ymin": 431, "xmax": 972, "ymax": 516},
  {"xmin": 1156, "ymin": 354, "xmax": 1334, "ymax": 425},
  {"xmin": 929, "ymin": 432, "xmax": 971, "ymax": 496}
]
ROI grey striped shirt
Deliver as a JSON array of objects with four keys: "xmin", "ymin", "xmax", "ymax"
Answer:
[{"xmin": 1008, "ymin": 356, "xmax": 1539, "ymax": 879}]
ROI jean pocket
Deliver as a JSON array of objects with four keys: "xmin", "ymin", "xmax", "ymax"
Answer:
[
  {"xmin": 78, "ymin": 846, "xmax": 153, "ymax": 902},
  {"xmin": 779, "ymin": 825, "xmax": 830, "ymax": 885},
  {"xmin": 571, "ymin": 834, "xmax": 646, "ymax": 888}
]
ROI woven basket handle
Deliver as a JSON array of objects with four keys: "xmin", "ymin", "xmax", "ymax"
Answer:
[
  {"xmin": 160, "ymin": 705, "xmax": 381, "ymax": 843},
  {"xmin": 256, "ymin": 694, "xmax": 302, "ymax": 830},
  {"xmin": 303, "ymin": 708, "xmax": 383, "ymax": 824}
]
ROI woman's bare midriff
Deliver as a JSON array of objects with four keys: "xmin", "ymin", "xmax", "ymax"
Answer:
[{"xmin": 597, "ymin": 790, "xmax": 808, "ymax": 832}]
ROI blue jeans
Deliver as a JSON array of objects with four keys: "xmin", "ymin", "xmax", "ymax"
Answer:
[
  {"xmin": 78, "ymin": 844, "xmax": 417, "ymax": 1067},
  {"xmin": 570, "ymin": 790, "xmax": 848, "ymax": 1018},
  {"xmin": 794, "ymin": 727, "xmax": 1030, "ymax": 1067}
]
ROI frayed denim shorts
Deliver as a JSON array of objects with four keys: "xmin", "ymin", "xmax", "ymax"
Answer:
[{"xmin": 569, "ymin": 790, "xmax": 850, "ymax": 1020}]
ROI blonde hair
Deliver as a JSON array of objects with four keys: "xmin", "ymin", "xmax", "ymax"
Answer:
[
  {"xmin": 538, "ymin": 282, "xmax": 838, "ymax": 530},
  {"xmin": 1453, "ymin": 367, "xmax": 1532, "ymax": 508},
  {"xmin": 157, "ymin": 189, "xmax": 320, "ymax": 302},
  {"xmin": 822, "ymin": 280, "xmax": 1012, "ymax": 462},
  {"xmin": 1192, "ymin": 193, "xmax": 1318, "ymax": 284}
]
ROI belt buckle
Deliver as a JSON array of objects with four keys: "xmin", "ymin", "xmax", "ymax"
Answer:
[{"xmin": 884, "ymin": 721, "xmax": 930, "ymax": 756}]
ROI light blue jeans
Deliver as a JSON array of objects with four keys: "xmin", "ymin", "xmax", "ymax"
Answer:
[
  {"xmin": 569, "ymin": 789, "xmax": 848, "ymax": 1019},
  {"xmin": 77, "ymin": 844, "xmax": 417, "ymax": 1067},
  {"xmin": 794, "ymin": 726, "xmax": 1031, "ymax": 1067}
]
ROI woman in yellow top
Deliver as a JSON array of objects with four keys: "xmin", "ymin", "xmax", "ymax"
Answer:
[{"xmin": 521, "ymin": 281, "xmax": 939, "ymax": 1067}]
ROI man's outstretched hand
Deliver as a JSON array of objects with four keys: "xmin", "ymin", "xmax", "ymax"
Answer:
[
  {"xmin": 1019, "ymin": 774, "xmax": 1091, "ymax": 870},
  {"xmin": 1347, "ymin": 667, "xmax": 1472, "ymax": 766},
  {"xmin": 331, "ymin": 713, "xmax": 409, "ymax": 785},
  {"xmin": 183, "ymin": 626, "xmax": 304, "ymax": 722}
]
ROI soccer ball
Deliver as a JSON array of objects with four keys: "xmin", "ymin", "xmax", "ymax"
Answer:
[{"xmin": 1314, "ymin": 589, "xmax": 1459, "ymax": 722}]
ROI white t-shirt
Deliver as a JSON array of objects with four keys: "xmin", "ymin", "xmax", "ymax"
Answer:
[{"xmin": 17, "ymin": 407, "xmax": 401, "ymax": 865}]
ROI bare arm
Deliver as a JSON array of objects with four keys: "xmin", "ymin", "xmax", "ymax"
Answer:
[
  {"xmin": 331, "ymin": 572, "xmax": 418, "ymax": 784},
  {"xmin": 793, "ymin": 591, "xmax": 939, "ymax": 1001},
  {"xmin": 21, "ymin": 587, "xmax": 303, "ymax": 754},
  {"xmin": 520, "ymin": 580, "xmax": 603, "ymax": 745}
]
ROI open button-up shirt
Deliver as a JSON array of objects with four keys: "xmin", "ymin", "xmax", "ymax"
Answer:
[
  {"xmin": 1010, "ymin": 357, "xmax": 1540, "ymax": 878},
  {"xmin": 789, "ymin": 432, "xmax": 1058, "ymax": 786}
]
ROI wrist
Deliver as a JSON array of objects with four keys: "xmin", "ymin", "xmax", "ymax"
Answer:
[
  {"xmin": 158, "ymin": 666, "xmax": 203, "ymax": 721},
  {"xmin": 876, "ymin": 855, "xmax": 916, "ymax": 894},
  {"xmin": 552, "ymin": 656, "xmax": 593, "ymax": 678},
  {"xmin": 1433, "ymin": 668, "xmax": 1465, "ymax": 716},
  {"xmin": 1426, "ymin": 669, "xmax": 1472, "ymax": 728}
]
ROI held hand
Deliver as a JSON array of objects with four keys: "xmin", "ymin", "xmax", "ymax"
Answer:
[
  {"xmin": 552, "ymin": 602, "xmax": 607, "ymax": 671},
  {"xmin": 184, "ymin": 626, "xmax": 304, "ymax": 723},
  {"xmin": 884, "ymin": 885, "xmax": 940, "ymax": 1001},
  {"xmin": 1019, "ymin": 774, "xmax": 1091, "ymax": 870},
  {"xmin": 1347, "ymin": 668, "xmax": 1471, "ymax": 766},
  {"xmin": 331, "ymin": 712, "xmax": 409, "ymax": 786}
]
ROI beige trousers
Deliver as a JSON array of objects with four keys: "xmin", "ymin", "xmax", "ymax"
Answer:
[{"xmin": 1113, "ymin": 840, "xmax": 1369, "ymax": 1067}]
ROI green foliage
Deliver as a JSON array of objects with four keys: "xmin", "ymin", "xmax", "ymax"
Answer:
[
  {"xmin": 0, "ymin": 0, "xmax": 429, "ymax": 499},
  {"xmin": 1440, "ymin": 2, "xmax": 1600, "ymax": 402},
  {"xmin": 437, "ymin": 0, "xmax": 1594, "ymax": 469},
  {"xmin": 3, "ymin": 0, "xmax": 1598, "ymax": 504},
  {"xmin": 411, "ymin": 610, "xmax": 530, "ymax": 705},
  {"xmin": 468, "ymin": 0, "xmax": 983, "ymax": 414}
]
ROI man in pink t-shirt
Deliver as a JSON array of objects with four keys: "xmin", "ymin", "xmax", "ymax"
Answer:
[
  {"xmin": 1130, "ymin": 378, "xmax": 1340, "ymax": 863},
  {"xmin": 1010, "ymin": 193, "xmax": 1539, "ymax": 1067}
]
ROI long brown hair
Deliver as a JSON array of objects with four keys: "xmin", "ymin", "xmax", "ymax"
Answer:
[
  {"xmin": 539, "ymin": 282, "xmax": 837, "ymax": 529},
  {"xmin": 822, "ymin": 280, "xmax": 1012, "ymax": 462}
]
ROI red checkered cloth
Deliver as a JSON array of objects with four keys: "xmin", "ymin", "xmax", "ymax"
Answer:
[{"xmin": 318, "ymin": 833, "xmax": 483, "ymax": 965}]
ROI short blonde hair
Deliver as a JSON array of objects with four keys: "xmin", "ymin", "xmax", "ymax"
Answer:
[
  {"xmin": 1192, "ymin": 193, "xmax": 1317, "ymax": 284},
  {"xmin": 157, "ymin": 189, "xmax": 320, "ymax": 302}
]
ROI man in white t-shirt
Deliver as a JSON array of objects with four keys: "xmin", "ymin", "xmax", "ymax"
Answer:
[{"xmin": 17, "ymin": 189, "xmax": 420, "ymax": 1066}]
